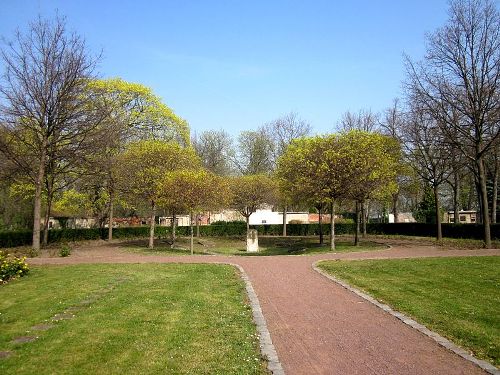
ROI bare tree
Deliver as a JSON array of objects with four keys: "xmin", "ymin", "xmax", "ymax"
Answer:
[
  {"xmin": 0, "ymin": 16, "xmax": 100, "ymax": 251},
  {"xmin": 338, "ymin": 109, "xmax": 379, "ymax": 132},
  {"xmin": 403, "ymin": 105, "xmax": 452, "ymax": 240},
  {"xmin": 235, "ymin": 129, "xmax": 274, "ymax": 175},
  {"xmin": 264, "ymin": 112, "xmax": 312, "ymax": 166},
  {"xmin": 405, "ymin": 0, "xmax": 500, "ymax": 247},
  {"xmin": 192, "ymin": 129, "xmax": 235, "ymax": 175},
  {"xmin": 379, "ymin": 99, "xmax": 406, "ymax": 223}
]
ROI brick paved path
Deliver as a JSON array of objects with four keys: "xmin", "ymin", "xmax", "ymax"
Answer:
[{"xmin": 28, "ymin": 240, "xmax": 499, "ymax": 374}]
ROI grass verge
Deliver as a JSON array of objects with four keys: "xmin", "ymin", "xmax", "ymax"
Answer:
[
  {"xmin": 120, "ymin": 236, "xmax": 385, "ymax": 256},
  {"xmin": 0, "ymin": 264, "xmax": 267, "ymax": 374},
  {"xmin": 318, "ymin": 256, "xmax": 500, "ymax": 366}
]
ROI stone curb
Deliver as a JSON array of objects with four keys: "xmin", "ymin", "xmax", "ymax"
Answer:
[
  {"xmin": 312, "ymin": 260, "xmax": 499, "ymax": 375},
  {"xmin": 228, "ymin": 263, "xmax": 285, "ymax": 375}
]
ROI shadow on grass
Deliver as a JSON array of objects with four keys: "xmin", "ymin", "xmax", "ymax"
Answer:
[{"xmin": 117, "ymin": 236, "xmax": 386, "ymax": 256}]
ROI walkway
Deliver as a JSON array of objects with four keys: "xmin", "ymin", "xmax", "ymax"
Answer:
[{"xmin": 28, "ymin": 240, "xmax": 499, "ymax": 374}]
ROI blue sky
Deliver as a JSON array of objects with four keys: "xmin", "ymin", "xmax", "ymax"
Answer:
[{"xmin": 1, "ymin": 1, "xmax": 451, "ymax": 136}]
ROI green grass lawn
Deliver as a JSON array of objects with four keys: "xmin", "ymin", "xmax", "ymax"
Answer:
[
  {"xmin": 127, "ymin": 236, "xmax": 385, "ymax": 256},
  {"xmin": 0, "ymin": 264, "xmax": 268, "ymax": 374},
  {"xmin": 318, "ymin": 256, "xmax": 500, "ymax": 366}
]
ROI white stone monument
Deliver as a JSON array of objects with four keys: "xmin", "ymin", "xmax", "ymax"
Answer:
[{"xmin": 246, "ymin": 229, "xmax": 259, "ymax": 252}]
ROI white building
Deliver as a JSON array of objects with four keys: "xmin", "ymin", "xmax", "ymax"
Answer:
[{"xmin": 249, "ymin": 208, "xmax": 309, "ymax": 225}]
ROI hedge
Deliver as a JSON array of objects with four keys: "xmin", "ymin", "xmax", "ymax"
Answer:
[{"xmin": 1, "ymin": 222, "xmax": 499, "ymax": 248}]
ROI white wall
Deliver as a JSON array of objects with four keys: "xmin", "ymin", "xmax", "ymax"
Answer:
[{"xmin": 249, "ymin": 209, "xmax": 309, "ymax": 225}]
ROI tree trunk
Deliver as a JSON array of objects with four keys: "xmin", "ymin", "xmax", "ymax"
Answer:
[
  {"xmin": 42, "ymin": 188, "xmax": 53, "ymax": 247},
  {"xmin": 453, "ymin": 171, "xmax": 460, "ymax": 224},
  {"xmin": 108, "ymin": 185, "xmax": 114, "ymax": 241},
  {"xmin": 478, "ymin": 158, "xmax": 492, "ymax": 248},
  {"xmin": 476, "ymin": 179, "xmax": 483, "ymax": 224},
  {"xmin": 329, "ymin": 201, "xmax": 335, "ymax": 251},
  {"xmin": 171, "ymin": 211, "xmax": 177, "ymax": 248},
  {"xmin": 354, "ymin": 201, "xmax": 360, "ymax": 246},
  {"xmin": 492, "ymin": 162, "xmax": 498, "ymax": 224},
  {"xmin": 318, "ymin": 206, "xmax": 323, "ymax": 245},
  {"xmin": 32, "ymin": 142, "xmax": 47, "ymax": 252},
  {"xmin": 246, "ymin": 216, "xmax": 250, "ymax": 235},
  {"xmin": 392, "ymin": 192, "xmax": 399, "ymax": 223},
  {"xmin": 196, "ymin": 213, "xmax": 200, "ymax": 237},
  {"xmin": 433, "ymin": 185, "xmax": 442, "ymax": 241},
  {"xmin": 362, "ymin": 200, "xmax": 367, "ymax": 237},
  {"xmin": 149, "ymin": 202, "xmax": 155, "ymax": 249},
  {"xmin": 282, "ymin": 205, "xmax": 287, "ymax": 237},
  {"xmin": 190, "ymin": 211, "xmax": 194, "ymax": 255}
]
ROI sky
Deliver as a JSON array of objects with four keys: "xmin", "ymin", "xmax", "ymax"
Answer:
[{"xmin": 0, "ymin": 0, "xmax": 452, "ymax": 137}]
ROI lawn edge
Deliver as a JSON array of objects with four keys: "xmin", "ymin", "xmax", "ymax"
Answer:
[
  {"xmin": 312, "ymin": 260, "xmax": 499, "ymax": 375},
  {"xmin": 226, "ymin": 262, "xmax": 285, "ymax": 375}
]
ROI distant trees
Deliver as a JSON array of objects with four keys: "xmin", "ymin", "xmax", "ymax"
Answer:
[
  {"xmin": 192, "ymin": 129, "xmax": 234, "ymax": 176},
  {"xmin": 338, "ymin": 109, "xmax": 379, "ymax": 132},
  {"xmin": 236, "ymin": 130, "xmax": 274, "ymax": 175}
]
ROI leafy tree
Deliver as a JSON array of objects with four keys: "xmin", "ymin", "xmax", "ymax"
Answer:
[
  {"xmin": 52, "ymin": 189, "xmax": 92, "ymax": 219},
  {"xmin": 114, "ymin": 140, "xmax": 201, "ymax": 249},
  {"xmin": 413, "ymin": 185, "xmax": 440, "ymax": 224},
  {"xmin": 340, "ymin": 130, "xmax": 400, "ymax": 245},
  {"xmin": 277, "ymin": 135, "xmax": 351, "ymax": 250},
  {"xmin": 158, "ymin": 169, "xmax": 230, "ymax": 252},
  {"xmin": 263, "ymin": 112, "xmax": 311, "ymax": 236},
  {"xmin": 229, "ymin": 174, "xmax": 278, "ymax": 233},
  {"xmin": 85, "ymin": 78, "xmax": 190, "ymax": 240},
  {"xmin": 276, "ymin": 137, "xmax": 327, "ymax": 243}
]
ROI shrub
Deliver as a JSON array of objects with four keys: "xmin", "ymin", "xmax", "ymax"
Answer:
[
  {"xmin": 0, "ymin": 230, "xmax": 32, "ymax": 248},
  {"xmin": 0, "ymin": 251, "xmax": 29, "ymax": 283},
  {"xmin": 59, "ymin": 245, "xmax": 71, "ymax": 257}
]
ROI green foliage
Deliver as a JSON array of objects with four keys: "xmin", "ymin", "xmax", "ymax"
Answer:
[
  {"xmin": 158, "ymin": 169, "xmax": 230, "ymax": 214},
  {"xmin": 0, "ymin": 230, "xmax": 32, "ymax": 247},
  {"xmin": 52, "ymin": 189, "xmax": 92, "ymax": 217},
  {"xmin": 276, "ymin": 131, "xmax": 400, "ymax": 207},
  {"xmin": 0, "ymin": 251, "xmax": 29, "ymax": 283},
  {"xmin": 413, "ymin": 186, "xmax": 439, "ymax": 223},
  {"xmin": 229, "ymin": 174, "xmax": 278, "ymax": 219},
  {"xmin": 115, "ymin": 140, "xmax": 201, "ymax": 208},
  {"xmin": 59, "ymin": 245, "xmax": 71, "ymax": 257},
  {"xmin": 87, "ymin": 78, "xmax": 190, "ymax": 145}
]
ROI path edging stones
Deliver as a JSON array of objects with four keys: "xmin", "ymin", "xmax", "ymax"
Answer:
[
  {"xmin": 312, "ymin": 260, "xmax": 499, "ymax": 375},
  {"xmin": 228, "ymin": 262, "xmax": 285, "ymax": 375}
]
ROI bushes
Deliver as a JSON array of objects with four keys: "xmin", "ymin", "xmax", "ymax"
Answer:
[
  {"xmin": 0, "ymin": 251, "xmax": 29, "ymax": 283},
  {"xmin": 1, "ymin": 222, "xmax": 499, "ymax": 248},
  {"xmin": 59, "ymin": 245, "xmax": 71, "ymax": 257},
  {"xmin": 0, "ymin": 230, "xmax": 32, "ymax": 248},
  {"xmin": 365, "ymin": 223, "xmax": 498, "ymax": 240}
]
